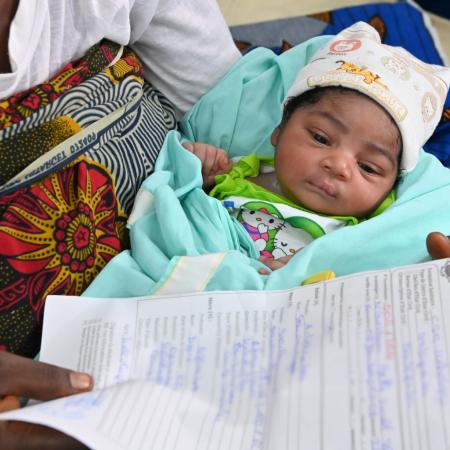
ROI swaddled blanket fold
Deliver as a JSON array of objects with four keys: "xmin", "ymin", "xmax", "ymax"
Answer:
[{"xmin": 85, "ymin": 35, "xmax": 450, "ymax": 298}]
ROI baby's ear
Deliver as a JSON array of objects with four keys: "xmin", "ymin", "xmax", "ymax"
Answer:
[{"xmin": 271, "ymin": 127, "xmax": 280, "ymax": 146}]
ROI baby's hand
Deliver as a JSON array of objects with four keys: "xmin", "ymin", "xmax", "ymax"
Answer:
[
  {"xmin": 258, "ymin": 254, "xmax": 295, "ymax": 275},
  {"xmin": 183, "ymin": 142, "xmax": 232, "ymax": 188}
]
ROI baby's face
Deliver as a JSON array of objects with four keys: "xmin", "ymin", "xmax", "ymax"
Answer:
[{"xmin": 272, "ymin": 90, "xmax": 400, "ymax": 217}]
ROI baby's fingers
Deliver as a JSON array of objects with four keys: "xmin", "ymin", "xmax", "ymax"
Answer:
[
  {"xmin": 217, "ymin": 151, "xmax": 232, "ymax": 172},
  {"xmin": 182, "ymin": 142, "xmax": 194, "ymax": 152},
  {"xmin": 211, "ymin": 151, "xmax": 231, "ymax": 175},
  {"xmin": 274, "ymin": 255, "xmax": 295, "ymax": 266},
  {"xmin": 258, "ymin": 254, "xmax": 296, "ymax": 274}
]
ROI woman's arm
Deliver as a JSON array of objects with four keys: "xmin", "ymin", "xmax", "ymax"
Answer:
[
  {"xmin": 0, "ymin": 0, "xmax": 18, "ymax": 73},
  {"xmin": 130, "ymin": 0, "xmax": 240, "ymax": 116},
  {"xmin": 1, "ymin": 0, "xmax": 239, "ymax": 115}
]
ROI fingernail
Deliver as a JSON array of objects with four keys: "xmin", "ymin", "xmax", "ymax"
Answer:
[
  {"xmin": 0, "ymin": 395, "xmax": 21, "ymax": 412},
  {"xmin": 70, "ymin": 372, "xmax": 92, "ymax": 390}
]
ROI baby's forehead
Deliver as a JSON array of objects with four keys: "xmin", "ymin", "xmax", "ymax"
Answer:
[
  {"xmin": 353, "ymin": 92, "xmax": 403, "ymax": 155},
  {"xmin": 283, "ymin": 21, "xmax": 450, "ymax": 172},
  {"xmin": 305, "ymin": 89, "xmax": 401, "ymax": 146}
]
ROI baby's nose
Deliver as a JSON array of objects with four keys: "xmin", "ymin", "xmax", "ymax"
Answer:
[{"xmin": 320, "ymin": 152, "xmax": 352, "ymax": 179}]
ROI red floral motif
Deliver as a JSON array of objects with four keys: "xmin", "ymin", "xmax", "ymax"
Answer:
[
  {"xmin": 21, "ymin": 92, "xmax": 42, "ymax": 110},
  {"xmin": 0, "ymin": 158, "xmax": 127, "ymax": 318}
]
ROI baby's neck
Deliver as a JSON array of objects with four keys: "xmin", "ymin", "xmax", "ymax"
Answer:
[{"xmin": 248, "ymin": 172, "xmax": 284, "ymax": 196}]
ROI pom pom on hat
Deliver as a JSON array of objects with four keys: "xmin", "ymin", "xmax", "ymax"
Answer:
[{"xmin": 285, "ymin": 22, "xmax": 450, "ymax": 173}]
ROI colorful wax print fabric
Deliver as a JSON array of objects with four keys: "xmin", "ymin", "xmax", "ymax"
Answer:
[{"xmin": 0, "ymin": 41, "xmax": 176, "ymax": 357}]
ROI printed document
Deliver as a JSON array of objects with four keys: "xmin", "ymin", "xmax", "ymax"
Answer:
[{"xmin": 1, "ymin": 259, "xmax": 449, "ymax": 450}]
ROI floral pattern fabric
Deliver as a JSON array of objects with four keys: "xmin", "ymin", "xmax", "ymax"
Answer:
[{"xmin": 0, "ymin": 41, "xmax": 176, "ymax": 357}]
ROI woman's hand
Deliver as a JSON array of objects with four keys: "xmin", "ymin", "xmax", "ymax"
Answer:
[
  {"xmin": 426, "ymin": 232, "xmax": 450, "ymax": 260},
  {"xmin": 0, "ymin": 421, "xmax": 88, "ymax": 450},
  {"xmin": 0, "ymin": 351, "xmax": 93, "ymax": 410},
  {"xmin": 0, "ymin": 351, "xmax": 93, "ymax": 449},
  {"xmin": 183, "ymin": 142, "xmax": 232, "ymax": 188}
]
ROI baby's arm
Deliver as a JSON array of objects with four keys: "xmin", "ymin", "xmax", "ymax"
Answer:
[{"xmin": 183, "ymin": 142, "xmax": 232, "ymax": 188}]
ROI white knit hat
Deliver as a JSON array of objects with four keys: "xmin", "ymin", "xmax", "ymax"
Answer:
[{"xmin": 285, "ymin": 21, "xmax": 450, "ymax": 172}]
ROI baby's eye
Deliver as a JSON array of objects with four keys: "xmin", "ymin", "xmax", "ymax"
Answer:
[
  {"xmin": 312, "ymin": 132, "xmax": 329, "ymax": 145},
  {"xmin": 358, "ymin": 162, "xmax": 377, "ymax": 175}
]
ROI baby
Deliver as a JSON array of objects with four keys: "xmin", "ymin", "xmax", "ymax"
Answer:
[{"xmin": 184, "ymin": 22, "xmax": 450, "ymax": 272}]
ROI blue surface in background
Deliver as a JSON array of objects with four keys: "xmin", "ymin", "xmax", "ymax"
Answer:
[{"xmin": 230, "ymin": 2, "xmax": 450, "ymax": 168}]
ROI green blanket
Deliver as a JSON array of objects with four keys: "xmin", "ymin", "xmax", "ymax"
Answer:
[{"xmin": 85, "ymin": 35, "xmax": 450, "ymax": 297}]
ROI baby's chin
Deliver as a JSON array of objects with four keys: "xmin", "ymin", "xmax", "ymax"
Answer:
[
  {"xmin": 284, "ymin": 189, "xmax": 372, "ymax": 217},
  {"xmin": 299, "ymin": 199, "xmax": 367, "ymax": 218},
  {"xmin": 291, "ymin": 196, "xmax": 339, "ymax": 216}
]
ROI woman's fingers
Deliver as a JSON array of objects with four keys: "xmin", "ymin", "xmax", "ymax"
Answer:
[
  {"xmin": 426, "ymin": 232, "xmax": 450, "ymax": 260},
  {"xmin": 0, "ymin": 421, "xmax": 88, "ymax": 450},
  {"xmin": 0, "ymin": 395, "xmax": 20, "ymax": 413},
  {"xmin": 0, "ymin": 353, "xmax": 93, "ymax": 448},
  {"xmin": 0, "ymin": 352, "xmax": 93, "ymax": 402}
]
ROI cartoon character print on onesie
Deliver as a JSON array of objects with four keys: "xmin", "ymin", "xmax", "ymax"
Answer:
[
  {"xmin": 237, "ymin": 201, "xmax": 326, "ymax": 259},
  {"xmin": 272, "ymin": 222, "xmax": 313, "ymax": 259},
  {"xmin": 237, "ymin": 202, "xmax": 283, "ymax": 257}
]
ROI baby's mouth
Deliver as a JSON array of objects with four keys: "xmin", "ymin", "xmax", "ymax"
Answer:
[{"xmin": 307, "ymin": 179, "xmax": 337, "ymax": 198}]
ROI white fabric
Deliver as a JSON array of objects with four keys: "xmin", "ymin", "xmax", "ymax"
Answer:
[
  {"xmin": 285, "ymin": 21, "xmax": 450, "ymax": 172},
  {"xmin": 153, "ymin": 253, "xmax": 226, "ymax": 295},
  {"xmin": 223, "ymin": 195, "xmax": 346, "ymax": 258},
  {"xmin": 1, "ymin": 0, "xmax": 240, "ymax": 116}
]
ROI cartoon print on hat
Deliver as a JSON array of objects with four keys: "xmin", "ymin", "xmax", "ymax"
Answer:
[
  {"xmin": 380, "ymin": 56, "xmax": 410, "ymax": 81},
  {"xmin": 330, "ymin": 39, "xmax": 361, "ymax": 53},
  {"xmin": 306, "ymin": 59, "xmax": 408, "ymax": 123},
  {"xmin": 422, "ymin": 92, "xmax": 438, "ymax": 122},
  {"xmin": 285, "ymin": 21, "xmax": 450, "ymax": 173},
  {"xmin": 336, "ymin": 60, "xmax": 387, "ymax": 87},
  {"xmin": 390, "ymin": 47, "xmax": 448, "ymax": 101}
]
